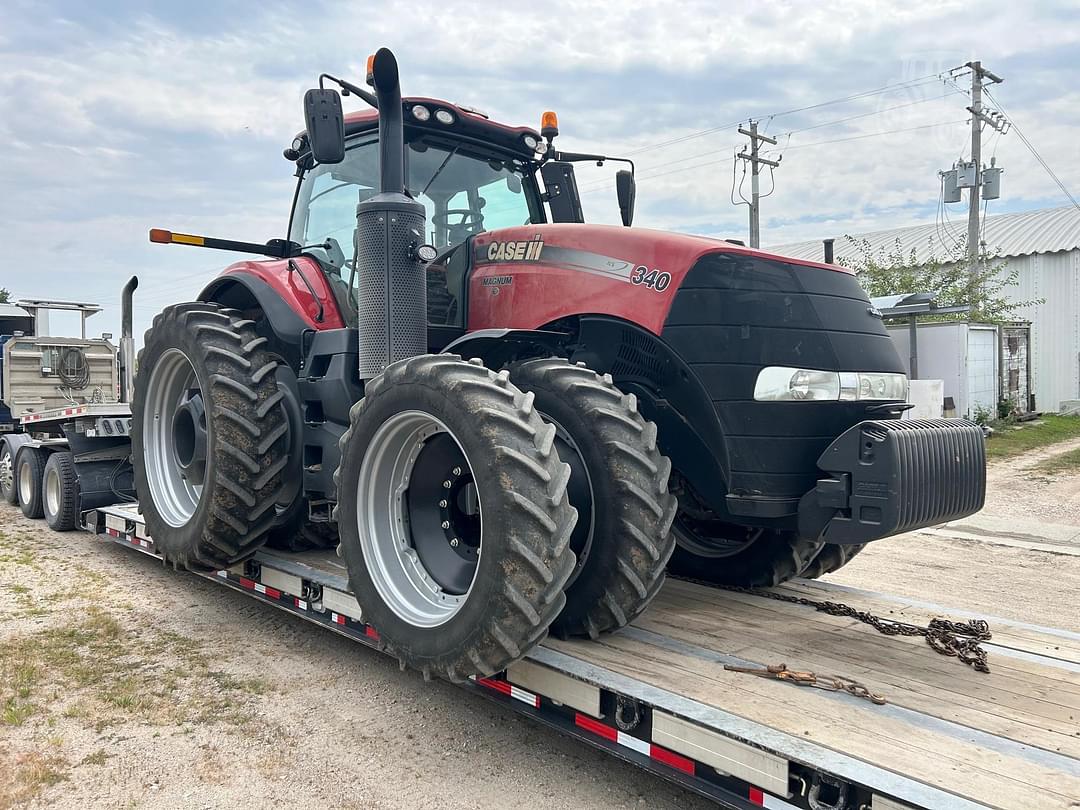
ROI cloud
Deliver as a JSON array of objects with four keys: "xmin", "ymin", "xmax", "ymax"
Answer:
[{"xmin": 1, "ymin": 0, "xmax": 1078, "ymax": 342}]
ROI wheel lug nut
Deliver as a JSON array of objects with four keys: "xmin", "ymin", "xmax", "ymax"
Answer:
[
  {"xmin": 441, "ymin": 520, "xmax": 450, "ymax": 530},
  {"xmin": 452, "ymin": 466, "xmax": 462, "ymax": 476},
  {"xmin": 439, "ymin": 499, "xmax": 448, "ymax": 508},
  {"xmin": 443, "ymin": 480, "xmax": 452, "ymax": 489},
  {"xmin": 450, "ymin": 538, "xmax": 459, "ymax": 548}
]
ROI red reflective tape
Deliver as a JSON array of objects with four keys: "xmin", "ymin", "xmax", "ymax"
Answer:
[
  {"xmin": 749, "ymin": 787, "xmax": 765, "ymax": 805},
  {"xmin": 106, "ymin": 528, "xmax": 120, "ymax": 537},
  {"xmin": 239, "ymin": 577, "xmax": 256, "ymax": 590},
  {"xmin": 649, "ymin": 744, "xmax": 695, "ymax": 775},
  {"xmin": 476, "ymin": 677, "xmax": 512, "ymax": 696},
  {"xmin": 365, "ymin": 626, "xmax": 380, "ymax": 641},
  {"xmin": 334, "ymin": 613, "xmax": 346, "ymax": 625},
  {"xmin": 574, "ymin": 712, "xmax": 618, "ymax": 742},
  {"xmin": 264, "ymin": 585, "xmax": 281, "ymax": 599}
]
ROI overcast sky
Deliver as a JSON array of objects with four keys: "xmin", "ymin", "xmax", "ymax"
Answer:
[{"xmin": 2, "ymin": 0, "xmax": 1078, "ymax": 340}]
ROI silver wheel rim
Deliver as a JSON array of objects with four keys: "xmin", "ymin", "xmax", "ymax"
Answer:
[
  {"xmin": 356, "ymin": 410, "xmax": 482, "ymax": 628},
  {"xmin": 0, "ymin": 451, "xmax": 12, "ymax": 494},
  {"xmin": 143, "ymin": 348, "xmax": 205, "ymax": 528},
  {"xmin": 45, "ymin": 466, "xmax": 60, "ymax": 517},
  {"xmin": 18, "ymin": 459, "xmax": 32, "ymax": 505}
]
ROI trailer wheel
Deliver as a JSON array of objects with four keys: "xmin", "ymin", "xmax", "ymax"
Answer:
[
  {"xmin": 0, "ymin": 442, "xmax": 19, "ymax": 505},
  {"xmin": 799, "ymin": 543, "xmax": 866, "ymax": 580},
  {"xmin": 510, "ymin": 358, "xmax": 676, "ymax": 639},
  {"xmin": 334, "ymin": 355, "xmax": 577, "ymax": 681},
  {"xmin": 43, "ymin": 451, "xmax": 80, "ymax": 531},
  {"xmin": 16, "ymin": 447, "xmax": 47, "ymax": 519},
  {"xmin": 667, "ymin": 521, "xmax": 824, "ymax": 588},
  {"xmin": 131, "ymin": 302, "xmax": 289, "ymax": 571}
]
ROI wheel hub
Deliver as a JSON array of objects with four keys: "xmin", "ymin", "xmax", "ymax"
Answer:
[
  {"xmin": 356, "ymin": 411, "xmax": 483, "ymax": 627},
  {"xmin": 172, "ymin": 390, "xmax": 207, "ymax": 483},
  {"xmin": 142, "ymin": 348, "xmax": 205, "ymax": 528}
]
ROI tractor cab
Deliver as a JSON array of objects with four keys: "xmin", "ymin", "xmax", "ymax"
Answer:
[{"xmin": 285, "ymin": 96, "xmax": 634, "ymax": 331}]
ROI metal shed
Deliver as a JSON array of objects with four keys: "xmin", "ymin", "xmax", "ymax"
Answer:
[{"xmin": 770, "ymin": 205, "xmax": 1080, "ymax": 412}]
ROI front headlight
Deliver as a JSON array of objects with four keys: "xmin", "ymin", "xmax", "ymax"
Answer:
[{"xmin": 754, "ymin": 367, "xmax": 908, "ymax": 402}]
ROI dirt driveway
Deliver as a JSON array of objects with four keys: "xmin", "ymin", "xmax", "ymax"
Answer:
[{"xmin": 3, "ymin": 439, "xmax": 1078, "ymax": 808}]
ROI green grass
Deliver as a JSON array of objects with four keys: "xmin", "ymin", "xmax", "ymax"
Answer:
[
  {"xmin": 984, "ymin": 414, "xmax": 1080, "ymax": 460},
  {"xmin": 1033, "ymin": 446, "xmax": 1080, "ymax": 474}
]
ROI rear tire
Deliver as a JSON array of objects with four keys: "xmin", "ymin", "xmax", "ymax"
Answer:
[
  {"xmin": 16, "ymin": 447, "xmax": 47, "ymax": 519},
  {"xmin": 334, "ymin": 355, "xmax": 577, "ymax": 681},
  {"xmin": 43, "ymin": 451, "xmax": 80, "ymax": 531},
  {"xmin": 266, "ymin": 498, "xmax": 338, "ymax": 552},
  {"xmin": 131, "ymin": 303, "xmax": 289, "ymax": 570},
  {"xmin": 510, "ymin": 358, "xmax": 676, "ymax": 638},
  {"xmin": 800, "ymin": 543, "xmax": 866, "ymax": 579}
]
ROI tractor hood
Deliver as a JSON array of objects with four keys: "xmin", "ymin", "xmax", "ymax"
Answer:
[{"xmin": 469, "ymin": 223, "xmax": 849, "ymax": 336}]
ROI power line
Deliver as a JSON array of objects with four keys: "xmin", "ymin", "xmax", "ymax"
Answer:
[
  {"xmin": 623, "ymin": 72, "xmax": 952, "ymax": 158},
  {"xmin": 984, "ymin": 87, "xmax": 1080, "ymax": 210}
]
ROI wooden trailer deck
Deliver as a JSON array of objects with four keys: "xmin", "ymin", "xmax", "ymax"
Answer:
[
  {"xmin": 89, "ymin": 504, "xmax": 1080, "ymax": 809},
  {"xmin": 548, "ymin": 577, "xmax": 1080, "ymax": 810}
]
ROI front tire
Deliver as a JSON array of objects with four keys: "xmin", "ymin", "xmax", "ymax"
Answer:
[
  {"xmin": 334, "ymin": 355, "xmax": 577, "ymax": 681},
  {"xmin": 800, "ymin": 543, "xmax": 866, "ymax": 579},
  {"xmin": 509, "ymin": 358, "xmax": 676, "ymax": 638},
  {"xmin": 131, "ymin": 303, "xmax": 289, "ymax": 570},
  {"xmin": 668, "ymin": 522, "xmax": 824, "ymax": 588}
]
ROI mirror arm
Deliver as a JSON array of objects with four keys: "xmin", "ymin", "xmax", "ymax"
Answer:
[
  {"xmin": 320, "ymin": 73, "xmax": 379, "ymax": 109},
  {"xmin": 552, "ymin": 151, "xmax": 635, "ymax": 177}
]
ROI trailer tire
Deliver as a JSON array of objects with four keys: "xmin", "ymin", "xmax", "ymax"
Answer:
[
  {"xmin": 16, "ymin": 447, "xmax": 47, "ymax": 519},
  {"xmin": 43, "ymin": 451, "xmax": 80, "ymax": 531},
  {"xmin": 0, "ymin": 441, "xmax": 20, "ymax": 505},
  {"xmin": 668, "ymin": 526, "xmax": 824, "ymax": 588},
  {"xmin": 132, "ymin": 302, "xmax": 289, "ymax": 571},
  {"xmin": 799, "ymin": 543, "xmax": 866, "ymax": 580},
  {"xmin": 510, "ymin": 358, "xmax": 676, "ymax": 639},
  {"xmin": 334, "ymin": 355, "xmax": 577, "ymax": 681}
]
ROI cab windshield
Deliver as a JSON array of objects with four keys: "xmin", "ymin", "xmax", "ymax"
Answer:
[{"xmin": 290, "ymin": 135, "xmax": 536, "ymax": 278}]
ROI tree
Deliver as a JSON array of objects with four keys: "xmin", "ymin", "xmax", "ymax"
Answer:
[
  {"xmin": 840, "ymin": 233, "xmax": 1041, "ymax": 324},
  {"xmin": 0, "ymin": 288, "xmax": 9, "ymax": 303}
]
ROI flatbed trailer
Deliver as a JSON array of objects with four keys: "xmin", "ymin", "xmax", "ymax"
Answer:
[{"xmin": 79, "ymin": 502, "xmax": 1080, "ymax": 810}]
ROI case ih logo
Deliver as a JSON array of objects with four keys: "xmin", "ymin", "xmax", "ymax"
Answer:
[{"xmin": 486, "ymin": 238, "xmax": 544, "ymax": 262}]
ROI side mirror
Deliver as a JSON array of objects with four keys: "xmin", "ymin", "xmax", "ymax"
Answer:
[
  {"xmin": 303, "ymin": 88, "xmax": 345, "ymax": 165},
  {"xmin": 616, "ymin": 170, "xmax": 636, "ymax": 227}
]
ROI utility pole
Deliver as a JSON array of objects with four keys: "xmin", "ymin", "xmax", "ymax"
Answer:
[
  {"xmin": 737, "ymin": 121, "xmax": 780, "ymax": 248},
  {"xmin": 964, "ymin": 61, "xmax": 1004, "ymax": 262}
]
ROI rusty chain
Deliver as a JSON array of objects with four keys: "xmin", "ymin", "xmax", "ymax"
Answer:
[
  {"xmin": 723, "ymin": 663, "xmax": 889, "ymax": 705},
  {"xmin": 703, "ymin": 582, "xmax": 993, "ymax": 673}
]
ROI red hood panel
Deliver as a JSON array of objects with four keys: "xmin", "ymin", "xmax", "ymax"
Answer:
[{"xmin": 468, "ymin": 224, "xmax": 849, "ymax": 336}]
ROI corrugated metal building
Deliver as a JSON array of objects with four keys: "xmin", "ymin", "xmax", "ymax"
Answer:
[{"xmin": 770, "ymin": 205, "xmax": 1080, "ymax": 411}]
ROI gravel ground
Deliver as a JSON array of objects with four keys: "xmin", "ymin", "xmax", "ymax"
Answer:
[
  {"xmin": 980, "ymin": 436, "xmax": 1080, "ymax": 526},
  {"xmin": 2, "ymin": 440, "xmax": 1077, "ymax": 808}
]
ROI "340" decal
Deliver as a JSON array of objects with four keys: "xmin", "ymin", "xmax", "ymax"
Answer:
[{"xmin": 630, "ymin": 265, "xmax": 672, "ymax": 291}]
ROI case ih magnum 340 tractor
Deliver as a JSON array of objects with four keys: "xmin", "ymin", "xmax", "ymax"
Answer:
[{"xmin": 135, "ymin": 49, "xmax": 985, "ymax": 680}]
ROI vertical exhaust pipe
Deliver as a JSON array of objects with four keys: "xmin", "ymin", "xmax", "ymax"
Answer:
[
  {"xmin": 356, "ymin": 47, "xmax": 428, "ymax": 380},
  {"xmin": 119, "ymin": 275, "xmax": 138, "ymax": 403},
  {"xmin": 823, "ymin": 238, "xmax": 835, "ymax": 264}
]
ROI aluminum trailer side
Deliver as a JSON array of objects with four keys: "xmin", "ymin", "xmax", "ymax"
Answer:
[{"xmin": 75, "ymin": 502, "xmax": 1080, "ymax": 810}]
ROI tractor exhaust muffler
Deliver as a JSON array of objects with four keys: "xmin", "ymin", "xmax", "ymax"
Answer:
[
  {"xmin": 119, "ymin": 275, "xmax": 138, "ymax": 403},
  {"xmin": 356, "ymin": 48, "xmax": 428, "ymax": 380}
]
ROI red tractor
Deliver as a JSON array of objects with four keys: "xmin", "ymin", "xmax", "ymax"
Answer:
[{"xmin": 134, "ymin": 49, "xmax": 985, "ymax": 680}]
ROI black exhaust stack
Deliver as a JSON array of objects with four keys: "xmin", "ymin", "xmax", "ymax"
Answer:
[
  {"xmin": 823, "ymin": 238, "xmax": 835, "ymax": 264},
  {"xmin": 356, "ymin": 48, "xmax": 428, "ymax": 380}
]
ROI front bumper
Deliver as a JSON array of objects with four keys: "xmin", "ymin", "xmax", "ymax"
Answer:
[{"xmin": 799, "ymin": 418, "xmax": 986, "ymax": 544}]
